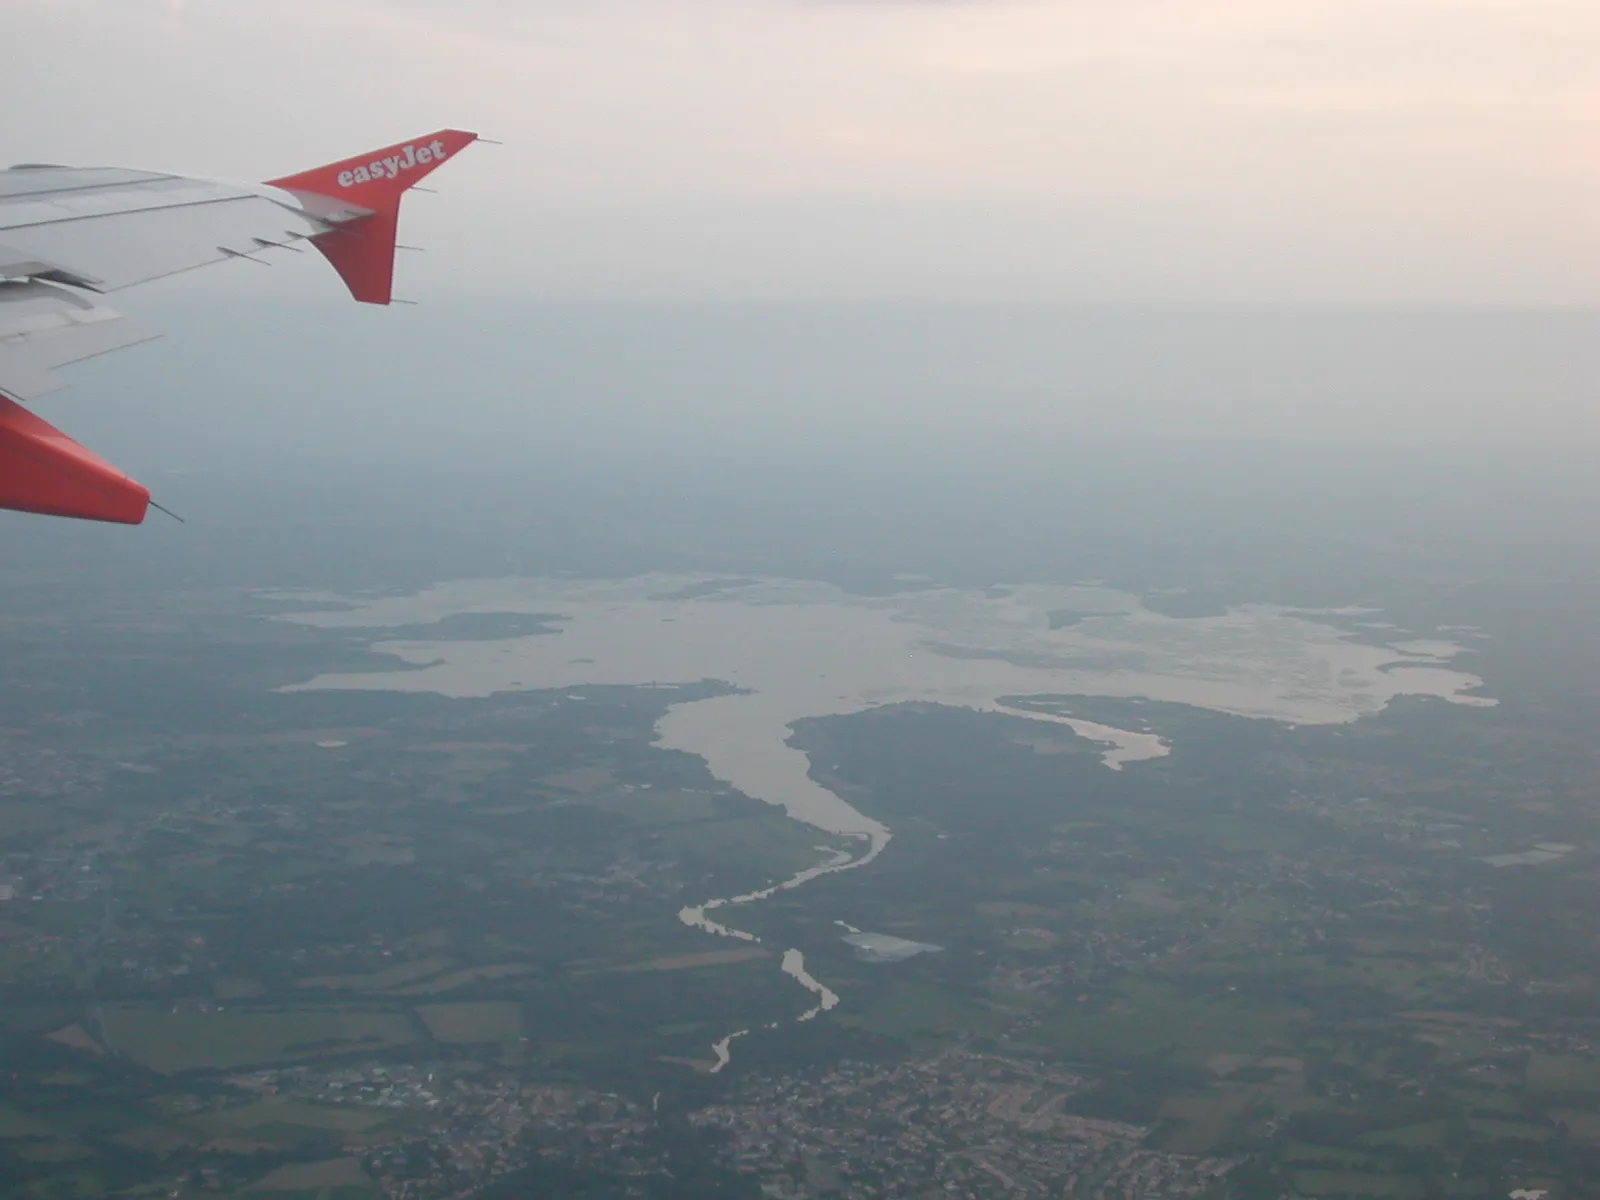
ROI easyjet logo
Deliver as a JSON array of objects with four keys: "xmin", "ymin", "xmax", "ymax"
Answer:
[{"xmin": 336, "ymin": 140, "xmax": 450, "ymax": 188}]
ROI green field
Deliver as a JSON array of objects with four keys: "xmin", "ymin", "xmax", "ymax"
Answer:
[
  {"xmin": 1467, "ymin": 1117, "xmax": 1552, "ymax": 1142},
  {"xmin": 1552, "ymin": 1108, "xmax": 1600, "ymax": 1141},
  {"xmin": 9, "ymin": 1166, "xmax": 108, "ymax": 1199},
  {"xmin": 1158, "ymin": 1087, "xmax": 1260, "ymax": 1153},
  {"xmin": 102, "ymin": 1008, "xmax": 418, "ymax": 1072},
  {"xmin": 1036, "ymin": 981, "xmax": 1299, "ymax": 1067},
  {"xmin": 246, "ymin": 1156, "xmax": 377, "ymax": 1194},
  {"xmin": 388, "ymin": 963, "xmax": 536, "ymax": 995},
  {"xmin": 296, "ymin": 957, "xmax": 453, "ymax": 991},
  {"xmin": 1291, "ymin": 1171, "xmax": 1426, "ymax": 1198},
  {"xmin": 1527, "ymin": 1054, "xmax": 1600, "ymax": 1094},
  {"xmin": 418, "ymin": 1001, "xmax": 524, "ymax": 1043},
  {"xmin": 188, "ymin": 1099, "xmax": 396, "ymax": 1138},
  {"xmin": 1360, "ymin": 1120, "xmax": 1448, "ymax": 1149},
  {"xmin": 0, "ymin": 1107, "xmax": 57, "ymax": 1138},
  {"xmin": 841, "ymin": 982, "xmax": 1003, "ymax": 1045},
  {"xmin": 1282, "ymin": 1143, "xmax": 1387, "ymax": 1169}
]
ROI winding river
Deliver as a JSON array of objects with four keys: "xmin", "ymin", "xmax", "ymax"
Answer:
[{"xmin": 679, "ymin": 846, "xmax": 861, "ymax": 1071}]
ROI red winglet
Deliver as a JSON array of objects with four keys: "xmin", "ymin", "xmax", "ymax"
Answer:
[
  {"xmin": 266, "ymin": 129, "xmax": 478, "ymax": 305},
  {"xmin": 0, "ymin": 396, "xmax": 149, "ymax": 525}
]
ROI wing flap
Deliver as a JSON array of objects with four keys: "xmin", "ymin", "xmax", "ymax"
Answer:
[
  {"xmin": 0, "ymin": 192, "xmax": 330, "ymax": 293},
  {"xmin": 0, "ymin": 280, "xmax": 159, "ymax": 401},
  {"xmin": 0, "ymin": 169, "xmax": 341, "ymax": 292}
]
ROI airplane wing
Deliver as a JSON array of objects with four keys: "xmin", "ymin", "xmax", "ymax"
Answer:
[{"xmin": 0, "ymin": 130, "xmax": 478, "ymax": 525}]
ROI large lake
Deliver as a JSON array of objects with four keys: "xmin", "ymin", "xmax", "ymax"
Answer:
[{"xmin": 276, "ymin": 575, "xmax": 1493, "ymax": 845}]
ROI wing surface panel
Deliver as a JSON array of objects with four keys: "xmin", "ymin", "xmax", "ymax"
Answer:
[
  {"xmin": 0, "ymin": 171, "xmax": 335, "ymax": 292},
  {"xmin": 0, "ymin": 167, "xmax": 168, "ymax": 200}
]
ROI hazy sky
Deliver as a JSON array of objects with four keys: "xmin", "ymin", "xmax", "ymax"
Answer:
[{"xmin": 7, "ymin": 0, "xmax": 1596, "ymax": 302}]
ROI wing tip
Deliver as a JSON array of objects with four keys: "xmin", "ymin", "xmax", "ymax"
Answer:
[{"xmin": 266, "ymin": 129, "xmax": 479, "ymax": 306}]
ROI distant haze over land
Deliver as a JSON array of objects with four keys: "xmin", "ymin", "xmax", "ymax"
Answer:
[{"xmin": 31, "ymin": 300, "xmax": 1600, "ymax": 472}]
